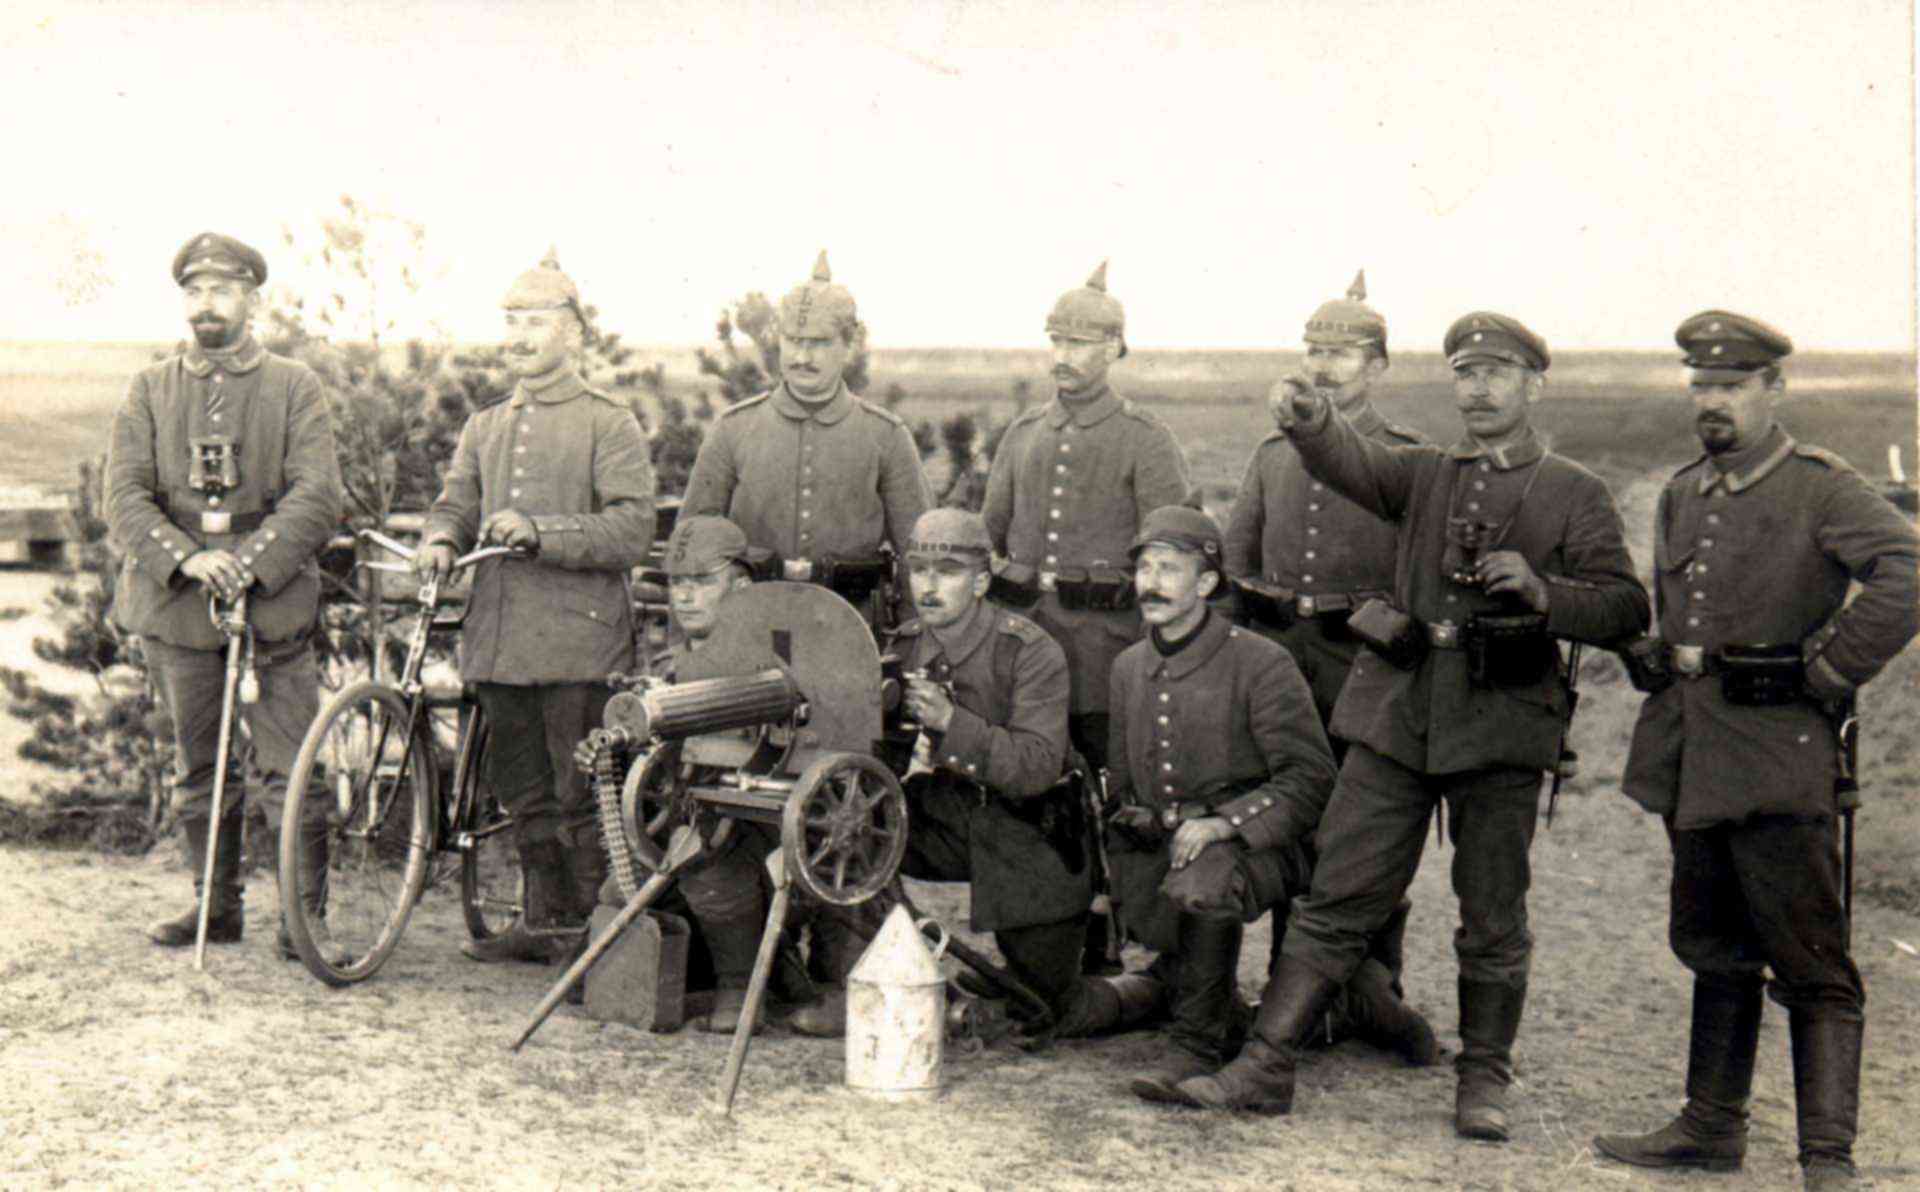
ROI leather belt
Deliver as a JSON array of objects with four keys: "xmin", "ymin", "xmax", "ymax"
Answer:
[
  {"xmin": 156, "ymin": 493, "xmax": 272, "ymax": 538},
  {"xmin": 1426, "ymin": 620, "xmax": 1465, "ymax": 649},
  {"xmin": 1671, "ymin": 644, "xmax": 1709, "ymax": 676},
  {"xmin": 1295, "ymin": 590, "xmax": 1389, "ymax": 618},
  {"xmin": 781, "ymin": 558, "xmax": 817, "ymax": 582}
]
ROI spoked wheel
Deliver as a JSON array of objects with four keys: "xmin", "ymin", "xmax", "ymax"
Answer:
[
  {"xmin": 614, "ymin": 742, "xmax": 732, "ymax": 899},
  {"xmin": 280, "ymin": 681, "xmax": 436, "ymax": 986},
  {"xmin": 781, "ymin": 752, "xmax": 908, "ymax": 906},
  {"xmin": 454, "ymin": 716, "xmax": 521, "ymax": 940}
]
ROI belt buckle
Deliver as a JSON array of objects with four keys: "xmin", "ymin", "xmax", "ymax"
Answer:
[
  {"xmin": 1159, "ymin": 804, "xmax": 1181, "ymax": 831},
  {"xmin": 1430, "ymin": 621, "xmax": 1459, "ymax": 648},
  {"xmin": 199, "ymin": 510, "xmax": 232, "ymax": 534},
  {"xmin": 782, "ymin": 558, "xmax": 815, "ymax": 582},
  {"xmin": 1038, "ymin": 571, "xmax": 1058, "ymax": 593},
  {"xmin": 1296, "ymin": 594, "xmax": 1317, "ymax": 617},
  {"xmin": 1672, "ymin": 644, "xmax": 1705, "ymax": 676}
]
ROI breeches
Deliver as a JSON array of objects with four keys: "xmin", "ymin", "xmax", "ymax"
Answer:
[
  {"xmin": 1283, "ymin": 744, "xmax": 1541, "ymax": 987},
  {"xmin": 1668, "ymin": 815, "xmax": 1863, "ymax": 1016},
  {"xmin": 473, "ymin": 682, "xmax": 611, "ymax": 848},
  {"xmin": 146, "ymin": 637, "xmax": 318, "ymax": 827}
]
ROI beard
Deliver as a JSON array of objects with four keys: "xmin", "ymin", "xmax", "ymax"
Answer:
[
  {"xmin": 191, "ymin": 319, "xmax": 237, "ymax": 349},
  {"xmin": 1696, "ymin": 417, "xmax": 1737, "ymax": 454}
]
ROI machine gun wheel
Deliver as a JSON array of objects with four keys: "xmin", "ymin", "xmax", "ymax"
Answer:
[
  {"xmin": 618, "ymin": 741, "xmax": 732, "ymax": 881},
  {"xmin": 781, "ymin": 752, "xmax": 908, "ymax": 907}
]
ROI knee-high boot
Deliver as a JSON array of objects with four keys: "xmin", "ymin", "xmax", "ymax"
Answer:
[
  {"xmin": 148, "ymin": 812, "xmax": 245, "ymax": 946},
  {"xmin": 1791, "ymin": 1009, "xmax": 1864, "ymax": 1189},
  {"xmin": 1592, "ymin": 974, "xmax": 1762, "ymax": 1171},
  {"xmin": 1130, "ymin": 915, "xmax": 1244, "ymax": 1105},
  {"xmin": 1456, "ymin": 977, "xmax": 1529, "ymax": 1141},
  {"xmin": 1178, "ymin": 957, "xmax": 1341, "ymax": 1114}
]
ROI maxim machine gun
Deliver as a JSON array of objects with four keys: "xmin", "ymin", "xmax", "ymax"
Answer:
[{"xmin": 512, "ymin": 581, "xmax": 993, "ymax": 1110}]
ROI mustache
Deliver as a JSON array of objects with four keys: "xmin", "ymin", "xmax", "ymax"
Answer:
[{"xmin": 1138, "ymin": 593, "xmax": 1172, "ymax": 605}]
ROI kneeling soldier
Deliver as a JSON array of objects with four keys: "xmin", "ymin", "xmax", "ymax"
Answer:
[{"xmin": 789, "ymin": 508, "xmax": 1089, "ymax": 1036}]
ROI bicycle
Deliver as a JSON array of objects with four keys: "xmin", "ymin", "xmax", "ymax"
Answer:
[{"xmin": 278, "ymin": 528, "xmax": 524, "ymax": 986}]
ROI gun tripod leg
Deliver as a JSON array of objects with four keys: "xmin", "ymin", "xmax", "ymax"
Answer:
[{"xmin": 715, "ymin": 856, "xmax": 794, "ymax": 1115}]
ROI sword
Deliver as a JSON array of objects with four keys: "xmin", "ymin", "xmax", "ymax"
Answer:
[{"xmin": 195, "ymin": 592, "xmax": 249, "ymax": 971}]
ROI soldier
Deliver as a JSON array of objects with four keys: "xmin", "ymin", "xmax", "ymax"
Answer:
[
  {"xmin": 788, "ymin": 507, "xmax": 1088, "ymax": 1037},
  {"xmin": 1223, "ymin": 270, "xmax": 1425, "ymax": 1000},
  {"xmin": 107, "ymin": 232, "xmax": 344, "ymax": 959},
  {"xmin": 1182, "ymin": 314, "xmax": 1649, "ymax": 1131},
  {"xmin": 418, "ymin": 253, "xmax": 656, "ymax": 963},
  {"xmin": 1593, "ymin": 313, "xmax": 1919, "ymax": 1190},
  {"xmin": 983, "ymin": 260, "xmax": 1191, "ymax": 971},
  {"xmin": 680, "ymin": 251, "xmax": 931, "ymax": 626}
]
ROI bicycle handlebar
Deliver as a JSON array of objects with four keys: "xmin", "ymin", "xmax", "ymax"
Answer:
[{"xmin": 355, "ymin": 528, "xmax": 525, "ymax": 574}]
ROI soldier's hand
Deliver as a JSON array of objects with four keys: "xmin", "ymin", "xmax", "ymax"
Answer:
[
  {"xmin": 1476, "ymin": 550, "xmax": 1549, "ymax": 612},
  {"xmin": 480, "ymin": 509, "xmax": 539, "ymax": 551},
  {"xmin": 572, "ymin": 736, "xmax": 600, "ymax": 774},
  {"xmin": 905, "ymin": 677, "xmax": 955, "ymax": 733},
  {"xmin": 1169, "ymin": 816, "xmax": 1235, "ymax": 869},
  {"xmin": 182, "ymin": 549, "xmax": 251, "ymax": 603},
  {"xmin": 1268, "ymin": 374, "xmax": 1318, "ymax": 429},
  {"xmin": 415, "ymin": 541, "xmax": 458, "ymax": 582}
]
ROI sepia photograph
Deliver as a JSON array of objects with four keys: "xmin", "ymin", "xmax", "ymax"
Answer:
[{"xmin": 1, "ymin": 1, "xmax": 1915, "ymax": 1188}]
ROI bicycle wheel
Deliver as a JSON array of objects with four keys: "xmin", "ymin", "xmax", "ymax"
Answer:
[
  {"xmin": 454, "ymin": 714, "xmax": 523, "ymax": 939},
  {"xmin": 280, "ymin": 681, "xmax": 436, "ymax": 986}
]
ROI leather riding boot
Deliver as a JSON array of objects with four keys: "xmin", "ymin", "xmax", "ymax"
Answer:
[
  {"xmin": 1592, "ymin": 974, "xmax": 1762, "ymax": 1172},
  {"xmin": 1345, "ymin": 957, "xmax": 1440, "ymax": 1067},
  {"xmin": 1178, "ymin": 959, "xmax": 1341, "ymax": 1114},
  {"xmin": 149, "ymin": 815, "xmax": 245, "ymax": 946},
  {"xmin": 1055, "ymin": 972, "xmax": 1169, "ymax": 1039},
  {"xmin": 1790, "ymin": 1009, "xmax": 1864, "ymax": 1188},
  {"xmin": 277, "ymin": 830, "xmax": 350, "ymax": 968},
  {"xmin": 1131, "ymin": 916, "xmax": 1243, "ymax": 1105},
  {"xmin": 1456, "ymin": 978, "xmax": 1528, "ymax": 1141},
  {"xmin": 462, "ymin": 839, "xmax": 572, "ymax": 963}
]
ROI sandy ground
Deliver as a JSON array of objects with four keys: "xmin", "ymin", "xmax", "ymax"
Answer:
[{"xmin": 3, "ymin": 480, "xmax": 1919, "ymax": 1191}]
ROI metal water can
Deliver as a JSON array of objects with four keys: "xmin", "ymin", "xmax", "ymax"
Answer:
[{"xmin": 845, "ymin": 904, "xmax": 949, "ymax": 1101}]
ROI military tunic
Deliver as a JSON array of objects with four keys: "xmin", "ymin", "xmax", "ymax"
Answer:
[
  {"xmin": 1224, "ymin": 406, "xmax": 1421, "ymax": 724},
  {"xmin": 893, "ymin": 600, "xmax": 1087, "ymax": 932},
  {"xmin": 680, "ymin": 381, "xmax": 930, "ymax": 567},
  {"xmin": 1104, "ymin": 611, "xmax": 1336, "ymax": 951},
  {"xmin": 983, "ymin": 384, "xmax": 1191, "ymax": 715},
  {"xmin": 105, "ymin": 334, "xmax": 343, "ymax": 823}
]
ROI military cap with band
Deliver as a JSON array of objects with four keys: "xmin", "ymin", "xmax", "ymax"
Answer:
[
  {"xmin": 1304, "ymin": 269, "xmax": 1387, "ymax": 357},
  {"xmin": 664, "ymin": 515, "xmax": 752, "ymax": 578},
  {"xmin": 1444, "ymin": 311, "xmax": 1550, "ymax": 372},
  {"xmin": 1675, "ymin": 310, "xmax": 1793, "ymax": 383},
  {"xmin": 172, "ymin": 232, "xmax": 268, "ymax": 288},
  {"xmin": 503, "ymin": 248, "xmax": 583, "ymax": 314},
  {"xmin": 1129, "ymin": 504, "xmax": 1224, "ymax": 575},
  {"xmin": 778, "ymin": 250, "xmax": 860, "ymax": 339},
  {"xmin": 1046, "ymin": 260, "xmax": 1128, "ymax": 358},
  {"xmin": 906, "ymin": 508, "xmax": 994, "ymax": 562}
]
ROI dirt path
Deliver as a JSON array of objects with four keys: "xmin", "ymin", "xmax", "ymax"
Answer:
[{"xmin": 2, "ymin": 474, "xmax": 1918, "ymax": 1190}]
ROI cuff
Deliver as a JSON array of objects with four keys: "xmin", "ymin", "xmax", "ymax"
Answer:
[
  {"xmin": 1217, "ymin": 785, "xmax": 1287, "ymax": 851},
  {"xmin": 533, "ymin": 514, "xmax": 592, "ymax": 566},
  {"xmin": 934, "ymin": 706, "xmax": 992, "ymax": 785},
  {"xmin": 137, "ymin": 524, "xmax": 199, "ymax": 587},
  {"xmin": 236, "ymin": 528, "xmax": 295, "ymax": 594}
]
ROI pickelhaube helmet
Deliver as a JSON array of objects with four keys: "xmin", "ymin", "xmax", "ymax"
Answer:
[
  {"xmin": 1046, "ymin": 260, "xmax": 1127, "ymax": 358},
  {"xmin": 502, "ymin": 247, "xmax": 583, "ymax": 318},
  {"xmin": 1303, "ymin": 270, "xmax": 1387, "ymax": 359},
  {"xmin": 777, "ymin": 250, "xmax": 860, "ymax": 339}
]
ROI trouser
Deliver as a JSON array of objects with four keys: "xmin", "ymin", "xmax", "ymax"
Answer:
[
  {"xmin": 1282, "ymin": 744, "xmax": 1541, "ymax": 987},
  {"xmin": 677, "ymin": 821, "xmax": 783, "ymax": 988},
  {"xmin": 471, "ymin": 682, "xmax": 610, "ymax": 849},
  {"xmin": 145, "ymin": 637, "xmax": 320, "ymax": 830},
  {"xmin": 1667, "ymin": 814, "xmax": 1863, "ymax": 1015}
]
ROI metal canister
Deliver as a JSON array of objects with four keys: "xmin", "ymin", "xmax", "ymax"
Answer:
[{"xmin": 845, "ymin": 903, "xmax": 949, "ymax": 1101}]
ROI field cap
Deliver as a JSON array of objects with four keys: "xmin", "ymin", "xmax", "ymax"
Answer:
[
  {"xmin": 1046, "ymin": 260, "xmax": 1127, "ymax": 357},
  {"xmin": 1675, "ymin": 310, "xmax": 1793, "ymax": 382},
  {"xmin": 665, "ymin": 515, "xmax": 751, "ymax": 578},
  {"xmin": 906, "ymin": 508, "xmax": 993, "ymax": 563},
  {"xmin": 1130, "ymin": 505, "xmax": 1224, "ymax": 576},
  {"xmin": 777, "ymin": 250, "xmax": 859, "ymax": 339},
  {"xmin": 503, "ymin": 248, "xmax": 583, "ymax": 313},
  {"xmin": 173, "ymin": 233, "xmax": 267, "ymax": 287},
  {"xmin": 1303, "ymin": 269, "xmax": 1387, "ymax": 357},
  {"xmin": 1444, "ymin": 311, "xmax": 1550, "ymax": 373}
]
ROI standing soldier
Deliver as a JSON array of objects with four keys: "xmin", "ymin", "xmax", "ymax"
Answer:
[
  {"xmin": 680, "ymin": 251, "xmax": 930, "ymax": 626},
  {"xmin": 788, "ymin": 507, "xmax": 1089, "ymax": 1037},
  {"xmin": 1223, "ymin": 270, "xmax": 1424, "ymax": 1001},
  {"xmin": 108, "ymin": 233, "xmax": 344, "ymax": 959},
  {"xmin": 984, "ymin": 261, "xmax": 1191, "ymax": 970},
  {"xmin": 1594, "ymin": 313, "xmax": 1918, "ymax": 1190},
  {"xmin": 1183, "ymin": 314, "xmax": 1649, "ymax": 1131},
  {"xmin": 418, "ymin": 253, "xmax": 656, "ymax": 963}
]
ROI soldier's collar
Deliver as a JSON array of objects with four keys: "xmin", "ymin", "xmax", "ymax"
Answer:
[
  {"xmin": 1700, "ymin": 423, "xmax": 1792, "ymax": 495},
  {"xmin": 1340, "ymin": 401, "xmax": 1386, "ymax": 437},
  {"xmin": 509, "ymin": 367, "xmax": 588, "ymax": 407},
  {"xmin": 920, "ymin": 598, "xmax": 995, "ymax": 668},
  {"xmin": 1046, "ymin": 382, "xmax": 1119, "ymax": 429},
  {"xmin": 773, "ymin": 381, "xmax": 853, "ymax": 425},
  {"xmin": 1447, "ymin": 427, "xmax": 1544, "ymax": 470},
  {"xmin": 1153, "ymin": 606, "xmax": 1235, "ymax": 679},
  {"xmin": 182, "ymin": 333, "xmax": 266, "ymax": 378}
]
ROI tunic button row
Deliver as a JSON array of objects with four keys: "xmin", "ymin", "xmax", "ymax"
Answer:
[
  {"xmin": 1466, "ymin": 501, "xmax": 1481, "ymax": 513},
  {"xmin": 1705, "ymin": 514, "xmax": 1721, "ymax": 526},
  {"xmin": 1052, "ymin": 487, "xmax": 1064, "ymax": 497},
  {"xmin": 511, "ymin": 487, "xmax": 522, "ymax": 498},
  {"xmin": 1699, "ymin": 537, "xmax": 1714, "ymax": 549},
  {"xmin": 1301, "ymin": 574, "xmax": 1314, "ymax": 584},
  {"xmin": 801, "ymin": 488, "xmax": 812, "ymax": 498},
  {"xmin": 1479, "ymin": 462, "xmax": 1491, "ymax": 473},
  {"xmin": 1311, "ymin": 483, "xmax": 1323, "ymax": 492},
  {"xmin": 1307, "ymin": 502, "xmax": 1321, "ymax": 513},
  {"xmin": 515, "ymin": 467, "xmax": 525, "ymax": 477},
  {"xmin": 1045, "ymin": 555, "xmax": 1057, "ymax": 565},
  {"xmin": 1157, "ymin": 715, "xmax": 1170, "ymax": 726},
  {"xmin": 1691, "ymin": 591, "xmax": 1706, "ymax": 601},
  {"xmin": 1158, "ymin": 692, "xmax": 1170, "ymax": 703},
  {"xmin": 515, "ymin": 444, "xmax": 527, "ymax": 454},
  {"xmin": 1161, "ymin": 761, "xmax": 1174, "ymax": 772},
  {"xmin": 1047, "ymin": 531, "xmax": 1059, "ymax": 542},
  {"xmin": 1050, "ymin": 509, "xmax": 1061, "ymax": 519},
  {"xmin": 1056, "ymin": 464, "xmax": 1068, "ymax": 475},
  {"xmin": 1687, "ymin": 616, "xmax": 1701, "ymax": 627},
  {"xmin": 1306, "ymin": 526, "xmax": 1319, "ymax": 536},
  {"xmin": 1304, "ymin": 550, "xmax": 1317, "ymax": 560},
  {"xmin": 1473, "ymin": 480, "xmax": 1487, "ymax": 491}
]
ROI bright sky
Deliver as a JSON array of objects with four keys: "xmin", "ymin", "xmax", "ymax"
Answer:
[{"xmin": 3, "ymin": 0, "xmax": 1914, "ymax": 351}]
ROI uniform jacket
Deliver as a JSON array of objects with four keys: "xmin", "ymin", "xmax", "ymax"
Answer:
[
  {"xmin": 1107, "ymin": 610, "xmax": 1336, "ymax": 852},
  {"xmin": 1623, "ymin": 425, "xmax": 1920, "ymax": 827},
  {"xmin": 424, "ymin": 368, "xmax": 655, "ymax": 684},
  {"xmin": 1225, "ymin": 405, "xmax": 1422, "ymax": 718},
  {"xmin": 1288, "ymin": 405, "xmax": 1650, "ymax": 775},
  {"xmin": 680, "ymin": 381, "xmax": 930, "ymax": 563},
  {"xmin": 894, "ymin": 600, "xmax": 1088, "ymax": 931},
  {"xmin": 983, "ymin": 384, "xmax": 1191, "ymax": 712},
  {"xmin": 107, "ymin": 336, "xmax": 343, "ymax": 650}
]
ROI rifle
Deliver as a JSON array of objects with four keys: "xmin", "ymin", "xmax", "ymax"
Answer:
[
  {"xmin": 1082, "ymin": 764, "xmax": 1122, "ymax": 970},
  {"xmin": 1545, "ymin": 641, "xmax": 1583, "ymax": 828},
  {"xmin": 196, "ymin": 593, "xmax": 253, "ymax": 971}
]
